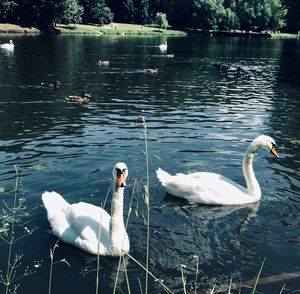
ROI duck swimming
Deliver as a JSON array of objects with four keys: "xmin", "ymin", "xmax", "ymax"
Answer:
[
  {"xmin": 145, "ymin": 68, "xmax": 158, "ymax": 75},
  {"xmin": 41, "ymin": 81, "xmax": 59, "ymax": 88},
  {"xmin": 65, "ymin": 93, "xmax": 90, "ymax": 104},
  {"xmin": 98, "ymin": 60, "xmax": 109, "ymax": 65}
]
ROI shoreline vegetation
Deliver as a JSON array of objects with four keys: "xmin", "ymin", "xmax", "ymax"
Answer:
[{"xmin": 0, "ymin": 22, "xmax": 299, "ymax": 38}]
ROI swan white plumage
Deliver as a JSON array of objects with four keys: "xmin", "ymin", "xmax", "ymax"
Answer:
[
  {"xmin": 1, "ymin": 40, "xmax": 14, "ymax": 50},
  {"xmin": 42, "ymin": 162, "xmax": 130, "ymax": 256},
  {"xmin": 156, "ymin": 135, "xmax": 279, "ymax": 205},
  {"xmin": 159, "ymin": 41, "xmax": 167, "ymax": 52}
]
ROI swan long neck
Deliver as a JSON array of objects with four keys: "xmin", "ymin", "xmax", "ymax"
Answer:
[
  {"xmin": 109, "ymin": 185, "xmax": 126, "ymax": 247},
  {"xmin": 242, "ymin": 143, "xmax": 261, "ymax": 199}
]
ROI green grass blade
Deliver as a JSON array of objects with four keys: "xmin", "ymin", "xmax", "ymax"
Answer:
[{"xmin": 251, "ymin": 257, "xmax": 266, "ymax": 294}]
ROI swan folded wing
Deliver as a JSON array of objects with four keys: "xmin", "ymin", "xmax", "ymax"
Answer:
[
  {"xmin": 162, "ymin": 172, "xmax": 247, "ymax": 205},
  {"xmin": 66, "ymin": 202, "xmax": 110, "ymax": 240},
  {"xmin": 42, "ymin": 191, "xmax": 71, "ymax": 236},
  {"xmin": 63, "ymin": 202, "xmax": 111, "ymax": 254},
  {"xmin": 162, "ymin": 177, "xmax": 220, "ymax": 204}
]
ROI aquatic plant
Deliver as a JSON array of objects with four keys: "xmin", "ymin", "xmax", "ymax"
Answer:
[
  {"xmin": 0, "ymin": 165, "xmax": 40, "ymax": 294},
  {"xmin": 47, "ymin": 240, "xmax": 70, "ymax": 294}
]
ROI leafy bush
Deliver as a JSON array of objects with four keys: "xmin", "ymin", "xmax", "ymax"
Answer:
[{"xmin": 155, "ymin": 12, "xmax": 168, "ymax": 29}]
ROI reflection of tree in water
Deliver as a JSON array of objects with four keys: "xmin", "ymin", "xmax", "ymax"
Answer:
[
  {"xmin": 276, "ymin": 39, "xmax": 300, "ymax": 87},
  {"xmin": 268, "ymin": 39, "xmax": 300, "ymax": 155}
]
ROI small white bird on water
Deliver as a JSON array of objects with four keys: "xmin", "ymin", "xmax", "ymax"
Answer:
[
  {"xmin": 42, "ymin": 162, "xmax": 130, "ymax": 256},
  {"xmin": 1, "ymin": 40, "xmax": 14, "ymax": 50},
  {"xmin": 157, "ymin": 135, "xmax": 279, "ymax": 205},
  {"xmin": 159, "ymin": 41, "xmax": 167, "ymax": 52}
]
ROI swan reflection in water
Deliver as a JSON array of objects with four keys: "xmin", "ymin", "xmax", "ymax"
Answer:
[
  {"xmin": 145, "ymin": 197, "xmax": 261, "ymax": 290},
  {"xmin": 80, "ymin": 254, "xmax": 130, "ymax": 293}
]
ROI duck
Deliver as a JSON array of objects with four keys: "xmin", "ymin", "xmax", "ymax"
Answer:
[
  {"xmin": 41, "ymin": 81, "xmax": 59, "ymax": 88},
  {"xmin": 65, "ymin": 93, "xmax": 90, "ymax": 104},
  {"xmin": 42, "ymin": 162, "xmax": 130, "ymax": 256},
  {"xmin": 167, "ymin": 53, "xmax": 175, "ymax": 58},
  {"xmin": 98, "ymin": 60, "xmax": 109, "ymax": 66},
  {"xmin": 0, "ymin": 40, "xmax": 14, "ymax": 50},
  {"xmin": 145, "ymin": 68, "xmax": 158, "ymax": 75},
  {"xmin": 156, "ymin": 135, "xmax": 279, "ymax": 205},
  {"xmin": 159, "ymin": 42, "xmax": 167, "ymax": 52}
]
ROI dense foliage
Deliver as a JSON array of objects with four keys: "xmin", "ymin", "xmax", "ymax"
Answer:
[{"xmin": 0, "ymin": 0, "xmax": 298, "ymax": 33}]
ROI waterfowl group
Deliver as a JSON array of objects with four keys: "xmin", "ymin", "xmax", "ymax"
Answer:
[
  {"xmin": 39, "ymin": 39, "xmax": 281, "ymax": 258},
  {"xmin": 42, "ymin": 134, "xmax": 279, "ymax": 256}
]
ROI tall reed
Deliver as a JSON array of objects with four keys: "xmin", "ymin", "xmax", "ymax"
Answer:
[
  {"xmin": 139, "ymin": 116, "xmax": 150, "ymax": 294},
  {"xmin": 251, "ymin": 257, "xmax": 265, "ymax": 294},
  {"xmin": 47, "ymin": 240, "xmax": 70, "ymax": 294},
  {"xmin": 95, "ymin": 184, "xmax": 111, "ymax": 294},
  {"xmin": 0, "ymin": 165, "xmax": 38, "ymax": 293}
]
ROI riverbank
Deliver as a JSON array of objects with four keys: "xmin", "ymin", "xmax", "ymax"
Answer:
[
  {"xmin": 0, "ymin": 23, "xmax": 40, "ymax": 34},
  {"xmin": 0, "ymin": 22, "xmax": 186, "ymax": 36},
  {"xmin": 55, "ymin": 23, "xmax": 187, "ymax": 36},
  {"xmin": 0, "ymin": 23, "xmax": 299, "ymax": 39}
]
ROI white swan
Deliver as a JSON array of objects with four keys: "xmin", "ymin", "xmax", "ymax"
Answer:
[
  {"xmin": 42, "ymin": 162, "xmax": 130, "ymax": 256},
  {"xmin": 156, "ymin": 135, "xmax": 279, "ymax": 205},
  {"xmin": 1, "ymin": 40, "xmax": 14, "ymax": 50},
  {"xmin": 159, "ymin": 41, "xmax": 167, "ymax": 52}
]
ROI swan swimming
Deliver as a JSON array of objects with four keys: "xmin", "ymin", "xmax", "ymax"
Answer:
[
  {"xmin": 0, "ymin": 40, "xmax": 14, "ymax": 50},
  {"xmin": 156, "ymin": 135, "xmax": 279, "ymax": 205},
  {"xmin": 159, "ymin": 42, "xmax": 167, "ymax": 52},
  {"xmin": 42, "ymin": 162, "xmax": 130, "ymax": 256}
]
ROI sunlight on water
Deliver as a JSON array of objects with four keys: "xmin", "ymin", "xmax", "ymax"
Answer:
[{"xmin": 0, "ymin": 35, "xmax": 300, "ymax": 293}]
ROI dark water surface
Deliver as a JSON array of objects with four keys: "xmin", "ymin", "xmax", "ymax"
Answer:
[{"xmin": 0, "ymin": 35, "xmax": 300, "ymax": 293}]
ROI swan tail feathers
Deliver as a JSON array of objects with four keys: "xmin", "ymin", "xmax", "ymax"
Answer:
[
  {"xmin": 42, "ymin": 191, "xmax": 71, "ymax": 237},
  {"xmin": 42, "ymin": 191, "xmax": 70, "ymax": 216},
  {"xmin": 156, "ymin": 168, "xmax": 172, "ymax": 184}
]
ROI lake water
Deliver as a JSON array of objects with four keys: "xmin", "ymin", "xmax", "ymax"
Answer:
[{"xmin": 0, "ymin": 34, "xmax": 300, "ymax": 293}]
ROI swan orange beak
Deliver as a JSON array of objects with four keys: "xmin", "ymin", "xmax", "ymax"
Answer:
[
  {"xmin": 271, "ymin": 146, "xmax": 279, "ymax": 158},
  {"xmin": 117, "ymin": 173, "xmax": 127, "ymax": 188}
]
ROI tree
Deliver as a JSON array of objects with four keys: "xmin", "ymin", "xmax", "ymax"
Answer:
[
  {"xmin": 234, "ymin": 0, "xmax": 286, "ymax": 32},
  {"xmin": 80, "ymin": 0, "xmax": 113, "ymax": 25},
  {"xmin": 14, "ymin": 0, "xmax": 67, "ymax": 30},
  {"xmin": 220, "ymin": 1, "xmax": 240, "ymax": 30},
  {"xmin": 282, "ymin": 0, "xmax": 298, "ymax": 32},
  {"xmin": 135, "ymin": 0, "xmax": 149, "ymax": 24},
  {"xmin": 61, "ymin": 0, "xmax": 84, "ymax": 26},
  {"xmin": 165, "ymin": 0, "xmax": 194, "ymax": 28},
  {"xmin": 155, "ymin": 11, "xmax": 168, "ymax": 29},
  {"xmin": 106, "ymin": 0, "xmax": 123, "ymax": 22},
  {"xmin": 0, "ymin": 0, "xmax": 18, "ymax": 21},
  {"xmin": 89, "ymin": 2, "xmax": 113, "ymax": 24},
  {"xmin": 192, "ymin": 0, "xmax": 227, "ymax": 30},
  {"xmin": 218, "ymin": 7, "xmax": 239, "ymax": 31},
  {"xmin": 123, "ymin": 0, "xmax": 135, "ymax": 23}
]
